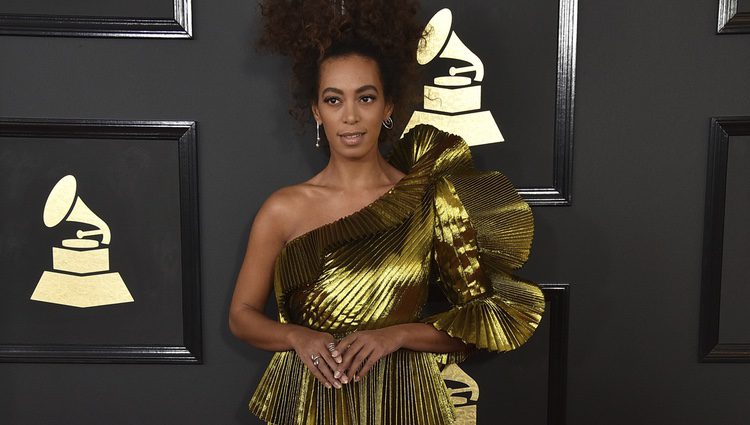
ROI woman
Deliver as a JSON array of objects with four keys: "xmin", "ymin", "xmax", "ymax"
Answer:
[{"xmin": 229, "ymin": 1, "xmax": 545, "ymax": 424}]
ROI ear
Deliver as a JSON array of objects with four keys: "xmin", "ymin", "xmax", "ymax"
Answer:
[
  {"xmin": 311, "ymin": 102, "xmax": 321, "ymax": 124},
  {"xmin": 384, "ymin": 101, "xmax": 395, "ymax": 121}
]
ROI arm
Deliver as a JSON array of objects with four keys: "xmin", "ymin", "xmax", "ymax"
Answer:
[
  {"xmin": 332, "ymin": 324, "xmax": 468, "ymax": 383},
  {"xmin": 388, "ymin": 322, "xmax": 468, "ymax": 353},
  {"xmin": 228, "ymin": 190, "xmax": 344, "ymax": 388},
  {"xmin": 228, "ymin": 191, "xmax": 297, "ymax": 351}
]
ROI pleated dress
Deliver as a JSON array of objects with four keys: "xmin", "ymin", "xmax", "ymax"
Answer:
[{"xmin": 248, "ymin": 124, "xmax": 545, "ymax": 425}]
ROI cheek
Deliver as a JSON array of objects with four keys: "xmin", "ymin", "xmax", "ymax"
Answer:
[
  {"xmin": 316, "ymin": 108, "xmax": 335, "ymax": 124},
  {"xmin": 363, "ymin": 103, "xmax": 383, "ymax": 117}
]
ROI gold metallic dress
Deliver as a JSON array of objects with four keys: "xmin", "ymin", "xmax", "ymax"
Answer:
[{"xmin": 249, "ymin": 125, "xmax": 545, "ymax": 425}]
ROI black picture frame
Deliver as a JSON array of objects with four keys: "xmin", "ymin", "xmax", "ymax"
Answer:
[
  {"xmin": 540, "ymin": 283, "xmax": 570, "ymax": 425},
  {"xmin": 0, "ymin": 117, "xmax": 202, "ymax": 364},
  {"xmin": 699, "ymin": 117, "xmax": 750, "ymax": 362},
  {"xmin": 717, "ymin": 0, "xmax": 750, "ymax": 34},
  {"xmin": 413, "ymin": 1, "xmax": 577, "ymax": 207},
  {"xmin": 0, "ymin": 0, "xmax": 192, "ymax": 38},
  {"xmin": 517, "ymin": 0, "xmax": 577, "ymax": 207}
]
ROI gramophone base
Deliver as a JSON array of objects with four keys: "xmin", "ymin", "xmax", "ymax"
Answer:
[
  {"xmin": 403, "ymin": 110, "xmax": 504, "ymax": 146},
  {"xmin": 31, "ymin": 271, "xmax": 134, "ymax": 308}
]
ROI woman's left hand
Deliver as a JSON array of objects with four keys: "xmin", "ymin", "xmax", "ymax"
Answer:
[{"xmin": 333, "ymin": 328, "xmax": 402, "ymax": 383}]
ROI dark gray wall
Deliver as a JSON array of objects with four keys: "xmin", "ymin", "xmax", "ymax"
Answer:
[{"xmin": 1, "ymin": 0, "xmax": 749, "ymax": 424}]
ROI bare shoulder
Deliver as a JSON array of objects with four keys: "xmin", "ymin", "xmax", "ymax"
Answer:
[
  {"xmin": 254, "ymin": 182, "xmax": 321, "ymax": 242},
  {"xmin": 262, "ymin": 183, "xmax": 320, "ymax": 215}
]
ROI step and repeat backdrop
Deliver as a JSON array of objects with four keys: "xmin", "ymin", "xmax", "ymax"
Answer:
[
  {"xmin": 4, "ymin": 1, "xmax": 576, "ymax": 423},
  {"xmin": 5, "ymin": 0, "xmax": 748, "ymax": 424}
]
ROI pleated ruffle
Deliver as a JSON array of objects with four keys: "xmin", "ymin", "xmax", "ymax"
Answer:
[
  {"xmin": 250, "ymin": 350, "xmax": 457, "ymax": 425},
  {"xmin": 423, "ymin": 156, "xmax": 544, "ymax": 352},
  {"xmin": 421, "ymin": 272, "xmax": 545, "ymax": 352}
]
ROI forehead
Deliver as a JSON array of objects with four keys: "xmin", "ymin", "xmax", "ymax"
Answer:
[{"xmin": 318, "ymin": 54, "xmax": 383, "ymax": 91}]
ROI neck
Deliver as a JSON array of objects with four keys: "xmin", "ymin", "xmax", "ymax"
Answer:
[{"xmin": 318, "ymin": 147, "xmax": 395, "ymax": 190}]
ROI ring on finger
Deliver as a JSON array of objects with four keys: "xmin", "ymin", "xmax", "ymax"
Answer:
[
  {"xmin": 327, "ymin": 342, "xmax": 336, "ymax": 352},
  {"xmin": 311, "ymin": 354, "xmax": 320, "ymax": 366}
]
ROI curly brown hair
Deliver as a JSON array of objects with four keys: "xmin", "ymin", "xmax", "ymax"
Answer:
[{"xmin": 257, "ymin": 0, "xmax": 423, "ymax": 144}]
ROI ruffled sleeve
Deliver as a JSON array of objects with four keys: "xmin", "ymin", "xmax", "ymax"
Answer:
[{"xmin": 420, "ymin": 141, "xmax": 545, "ymax": 353}]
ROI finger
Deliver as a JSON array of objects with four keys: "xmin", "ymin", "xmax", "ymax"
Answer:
[
  {"xmin": 314, "ymin": 354, "xmax": 342, "ymax": 389},
  {"xmin": 350, "ymin": 348, "xmax": 374, "ymax": 382},
  {"xmin": 303, "ymin": 354, "xmax": 335, "ymax": 389},
  {"xmin": 355, "ymin": 352, "xmax": 379, "ymax": 381},
  {"xmin": 338, "ymin": 340, "xmax": 366, "ymax": 379},
  {"xmin": 334, "ymin": 334, "xmax": 357, "ymax": 355},
  {"xmin": 343, "ymin": 348, "xmax": 368, "ymax": 382},
  {"xmin": 319, "ymin": 346, "xmax": 344, "ymax": 385},
  {"xmin": 324, "ymin": 340, "xmax": 342, "ymax": 362}
]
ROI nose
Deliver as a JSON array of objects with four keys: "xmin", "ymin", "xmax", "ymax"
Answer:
[{"xmin": 343, "ymin": 101, "xmax": 359, "ymax": 124}]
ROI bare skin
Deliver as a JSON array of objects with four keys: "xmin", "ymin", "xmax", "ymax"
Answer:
[{"xmin": 229, "ymin": 54, "xmax": 468, "ymax": 391}]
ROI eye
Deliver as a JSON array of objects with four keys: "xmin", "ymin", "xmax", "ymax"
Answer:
[
  {"xmin": 360, "ymin": 95, "xmax": 376, "ymax": 103},
  {"xmin": 324, "ymin": 96, "xmax": 341, "ymax": 105}
]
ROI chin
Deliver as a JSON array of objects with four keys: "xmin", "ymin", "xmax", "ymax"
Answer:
[{"xmin": 331, "ymin": 145, "xmax": 374, "ymax": 159}]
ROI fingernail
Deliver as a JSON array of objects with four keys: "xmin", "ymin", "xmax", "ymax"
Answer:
[
  {"xmin": 334, "ymin": 382, "xmax": 342, "ymax": 389},
  {"xmin": 340, "ymin": 375, "xmax": 349, "ymax": 384},
  {"xmin": 335, "ymin": 358, "xmax": 342, "ymax": 364},
  {"xmin": 334, "ymin": 371, "xmax": 340, "ymax": 378},
  {"xmin": 325, "ymin": 383, "xmax": 332, "ymax": 389},
  {"xmin": 354, "ymin": 374, "xmax": 359, "ymax": 382}
]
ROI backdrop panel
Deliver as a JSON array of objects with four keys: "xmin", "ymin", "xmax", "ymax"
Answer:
[{"xmin": 0, "ymin": 118, "xmax": 201, "ymax": 363}]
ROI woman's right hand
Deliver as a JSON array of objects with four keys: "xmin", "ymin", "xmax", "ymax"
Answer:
[{"xmin": 287, "ymin": 326, "xmax": 343, "ymax": 389}]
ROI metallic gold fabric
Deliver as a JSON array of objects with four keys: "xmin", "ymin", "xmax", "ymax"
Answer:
[{"xmin": 249, "ymin": 125, "xmax": 544, "ymax": 425}]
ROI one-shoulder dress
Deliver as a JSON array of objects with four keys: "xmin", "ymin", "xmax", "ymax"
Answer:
[{"xmin": 248, "ymin": 124, "xmax": 545, "ymax": 425}]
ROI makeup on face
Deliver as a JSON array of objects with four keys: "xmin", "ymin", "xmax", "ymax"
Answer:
[{"xmin": 313, "ymin": 55, "xmax": 393, "ymax": 154}]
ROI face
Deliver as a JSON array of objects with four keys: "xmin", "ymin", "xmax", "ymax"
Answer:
[{"xmin": 311, "ymin": 54, "xmax": 394, "ymax": 158}]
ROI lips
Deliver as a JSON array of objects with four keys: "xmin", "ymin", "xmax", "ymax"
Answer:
[{"xmin": 339, "ymin": 131, "xmax": 366, "ymax": 145}]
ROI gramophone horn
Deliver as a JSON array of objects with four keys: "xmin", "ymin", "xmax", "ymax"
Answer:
[
  {"xmin": 42, "ymin": 175, "xmax": 111, "ymax": 244},
  {"xmin": 418, "ymin": 8, "xmax": 453, "ymax": 65},
  {"xmin": 417, "ymin": 8, "xmax": 485, "ymax": 82},
  {"xmin": 43, "ymin": 175, "xmax": 77, "ymax": 228}
]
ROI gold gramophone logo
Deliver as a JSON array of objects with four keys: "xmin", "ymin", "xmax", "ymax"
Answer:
[
  {"xmin": 442, "ymin": 364, "xmax": 479, "ymax": 425},
  {"xmin": 31, "ymin": 175, "xmax": 134, "ymax": 308},
  {"xmin": 404, "ymin": 8, "xmax": 504, "ymax": 146}
]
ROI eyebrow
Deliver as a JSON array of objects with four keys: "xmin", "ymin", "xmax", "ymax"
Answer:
[{"xmin": 321, "ymin": 85, "xmax": 380, "ymax": 95}]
